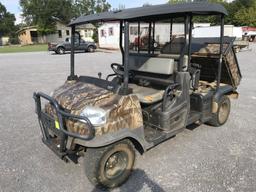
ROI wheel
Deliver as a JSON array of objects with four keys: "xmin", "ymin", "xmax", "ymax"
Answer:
[
  {"xmin": 57, "ymin": 47, "xmax": 65, "ymax": 54},
  {"xmin": 207, "ymin": 95, "xmax": 231, "ymax": 127},
  {"xmin": 87, "ymin": 45, "xmax": 95, "ymax": 53},
  {"xmin": 84, "ymin": 139, "xmax": 135, "ymax": 189}
]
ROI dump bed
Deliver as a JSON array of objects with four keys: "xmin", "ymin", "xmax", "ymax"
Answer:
[{"xmin": 191, "ymin": 37, "xmax": 242, "ymax": 89}]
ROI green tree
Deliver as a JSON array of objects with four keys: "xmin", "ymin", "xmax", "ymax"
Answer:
[
  {"xmin": 0, "ymin": 2, "xmax": 16, "ymax": 36},
  {"xmin": 72, "ymin": 0, "xmax": 111, "ymax": 43},
  {"xmin": 234, "ymin": 5, "xmax": 256, "ymax": 26},
  {"xmin": 232, "ymin": 0, "xmax": 256, "ymax": 26},
  {"xmin": 73, "ymin": 0, "xmax": 111, "ymax": 17},
  {"xmin": 20, "ymin": 0, "xmax": 74, "ymax": 34}
]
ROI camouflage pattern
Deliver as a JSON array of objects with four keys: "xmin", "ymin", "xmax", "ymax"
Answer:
[
  {"xmin": 45, "ymin": 80, "xmax": 143, "ymax": 137},
  {"xmin": 193, "ymin": 43, "xmax": 241, "ymax": 88},
  {"xmin": 224, "ymin": 49, "xmax": 241, "ymax": 87}
]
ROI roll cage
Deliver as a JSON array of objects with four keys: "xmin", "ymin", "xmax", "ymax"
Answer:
[{"xmin": 67, "ymin": 3, "xmax": 227, "ymax": 95}]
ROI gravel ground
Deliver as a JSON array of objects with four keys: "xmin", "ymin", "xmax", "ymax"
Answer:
[{"xmin": 0, "ymin": 47, "xmax": 256, "ymax": 192}]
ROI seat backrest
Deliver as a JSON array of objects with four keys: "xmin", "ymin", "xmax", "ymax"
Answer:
[
  {"xmin": 129, "ymin": 55, "xmax": 175, "ymax": 75},
  {"xmin": 159, "ymin": 54, "xmax": 188, "ymax": 69}
]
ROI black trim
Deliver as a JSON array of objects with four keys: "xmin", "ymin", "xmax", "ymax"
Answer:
[
  {"xmin": 213, "ymin": 84, "xmax": 234, "ymax": 102},
  {"xmin": 120, "ymin": 21, "xmax": 130, "ymax": 95},
  {"xmin": 217, "ymin": 14, "xmax": 225, "ymax": 89},
  {"xmin": 68, "ymin": 26, "xmax": 76, "ymax": 80},
  {"xmin": 119, "ymin": 21, "xmax": 124, "ymax": 65}
]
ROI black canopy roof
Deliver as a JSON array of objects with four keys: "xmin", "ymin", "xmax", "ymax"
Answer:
[{"xmin": 69, "ymin": 3, "xmax": 228, "ymax": 26}]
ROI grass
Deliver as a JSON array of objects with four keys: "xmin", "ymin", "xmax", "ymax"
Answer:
[{"xmin": 0, "ymin": 44, "xmax": 48, "ymax": 53}]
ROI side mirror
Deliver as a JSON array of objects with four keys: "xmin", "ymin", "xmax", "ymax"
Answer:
[{"xmin": 98, "ymin": 72, "xmax": 102, "ymax": 79}]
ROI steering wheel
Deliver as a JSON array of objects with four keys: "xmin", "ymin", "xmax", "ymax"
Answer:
[{"xmin": 111, "ymin": 63, "xmax": 124, "ymax": 77}]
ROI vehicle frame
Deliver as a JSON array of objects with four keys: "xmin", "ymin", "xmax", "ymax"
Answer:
[{"xmin": 33, "ymin": 2, "xmax": 242, "ymax": 188}]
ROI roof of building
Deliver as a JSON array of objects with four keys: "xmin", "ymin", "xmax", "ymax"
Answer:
[
  {"xmin": 69, "ymin": 3, "xmax": 228, "ymax": 26},
  {"xmin": 76, "ymin": 23, "xmax": 96, "ymax": 29},
  {"xmin": 16, "ymin": 26, "xmax": 38, "ymax": 34}
]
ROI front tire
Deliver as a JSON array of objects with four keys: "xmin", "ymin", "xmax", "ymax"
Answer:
[
  {"xmin": 84, "ymin": 139, "xmax": 135, "ymax": 189},
  {"xmin": 87, "ymin": 45, "xmax": 95, "ymax": 53},
  {"xmin": 207, "ymin": 95, "xmax": 231, "ymax": 127},
  {"xmin": 57, "ymin": 47, "xmax": 65, "ymax": 54}
]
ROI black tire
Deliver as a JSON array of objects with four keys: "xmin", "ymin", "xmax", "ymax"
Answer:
[
  {"xmin": 84, "ymin": 139, "xmax": 135, "ymax": 189},
  {"xmin": 207, "ymin": 95, "xmax": 231, "ymax": 127},
  {"xmin": 57, "ymin": 47, "xmax": 65, "ymax": 54},
  {"xmin": 87, "ymin": 45, "xmax": 95, "ymax": 53}
]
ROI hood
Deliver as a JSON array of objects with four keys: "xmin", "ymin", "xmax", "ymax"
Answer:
[
  {"xmin": 44, "ymin": 80, "xmax": 143, "ymax": 136},
  {"xmin": 47, "ymin": 81, "xmax": 116, "ymax": 116}
]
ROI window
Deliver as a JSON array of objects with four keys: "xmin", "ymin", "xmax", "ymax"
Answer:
[
  {"xmin": 84, "ymin": 29, "xmax": 91, "ymax": 38},
  {"xmin": 66, "ymin": 30, "xmax": 70, "ymax": 36},
  {"xmin": 100, "ymin": 29, "xmax": 106, "ymax": 37},
  {"xmin": 109, "ymin": 27, "xmax": 114, "ymax": 36},
  {"xmin": 130, "ymin": 26, "xmax": 138, "ymax": 35},
  {"xmin": 58, "ymin": 30, "xmax": 62, "ymax": 38}
]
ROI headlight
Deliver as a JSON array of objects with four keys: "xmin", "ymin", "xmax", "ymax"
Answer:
[{"xmin": 80, "ymin": 106, "xmax": 107, "ymax": 126}]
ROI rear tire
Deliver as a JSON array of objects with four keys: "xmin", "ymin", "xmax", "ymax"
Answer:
[
  {"xmin": 84, "ymin": 139, "xmax": 135, "ymax": 189},
  {"xmin": 207, "ymin": 95, "xmax": 231, "ymax": 127}
]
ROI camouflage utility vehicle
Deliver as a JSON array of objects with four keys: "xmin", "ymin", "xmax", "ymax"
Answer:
[{"xmin": 33, "ymin": 3, "xmax": 241, "ymax": 189}]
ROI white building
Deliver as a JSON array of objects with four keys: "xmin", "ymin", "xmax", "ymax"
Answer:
[
  {"xmin": 98, "ymin": 22, "xmax": 121, "ymax": 49},
  {"xmin": 0, "ymin": 36, "xmax": 10, "ymax": 46},
  {"xmin": 98, "ymin": 22, "xmax": 210, "ymax": 49},
  {"xmin": 193, "ymin": 25, "xmax": 243, "ymax": 39}
]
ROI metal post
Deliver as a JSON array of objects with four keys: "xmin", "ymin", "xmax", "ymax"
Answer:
[
  {"xmin": 138, "ymin": 21, "xmax": 140, "ymax": 53},
  {"xmin": 179, "ymin": 16, "xmax": 189, "ymax": 72},
  {"xmin": 187, "ymin": 15, "xmax": 193, "ymax": 69},
  {"xmin": 68, "ymin": 26, "xmax": 76, "ymax": 80},
  {"xmin": 119, "ymin": 21, "xmax": 124, "ymax": 65},
  {"xmin": 122, "ymin": 21, "xmax": 130, "ymax": 94},
  {"xmin": 217, "ymin": 14, "xmax": 224, "ymax": 89},
  {"xmin": 170, "ymin": 18, "xmax": 173, "ymax": 42},
  {"xmin": 148, "ymin": 22, "xmax": 152, "ymax": 54},
  {"xmin": 152, "ymin": 21, "xmax": 155, "ymax": 54}
]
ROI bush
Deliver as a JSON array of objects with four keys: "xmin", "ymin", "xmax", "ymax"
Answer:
[{"xmin": 9, "ymin": 37, "xmax": 20, "ymax": 45}]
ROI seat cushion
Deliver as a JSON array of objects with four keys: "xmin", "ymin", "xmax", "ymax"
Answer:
[{"xmin": 129, "ymin": 84, "xmax": 164, "ymax": 104}]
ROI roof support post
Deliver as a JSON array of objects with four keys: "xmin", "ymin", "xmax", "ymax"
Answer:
[
  {"xmin": 217, "ymin": 14, "xmax": 224, "ymax": 89},
  {"xmin": 179, "ymin": 15, "xmax": 189, "ymax": 72},
  {"xmin": 120, "ymin": 21, "xmax": 130, "ymax": 95},
  {"xmin": 148, "ymin": 22, "xmax": 152, "ymax": 54},
  {"xmin": 138, "ymin": 21, "xmax": 140, "ymax": 53},
  {"xmin": 119, "ymin": 21, "xmax": 124, "ymax": 65},
  {"xmin": 170, "ymin": 18, "xmax": 173, "ymax": 42},
  {"xmin": 152, "ymin": 21, "xmax": 155, "ymax": 54},
  {"xmin": 68, "ymin": 26, "xmax": 77, "ymax": 80},
  {"xmin": 187, "ymin": 15, "xmax": 193, "ymax": 69}
]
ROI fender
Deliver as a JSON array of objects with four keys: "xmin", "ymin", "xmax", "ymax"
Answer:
[
  {"xmin": 212, "ymin": 85, "xmax": 234, "ymax": 113},
  {"xmin": 213, "ymin": 85, "xmax": 234, "ymax": 102},
  {"xmin": 71, "ymin": 126, "xmax": 149, "ymax": 153}
]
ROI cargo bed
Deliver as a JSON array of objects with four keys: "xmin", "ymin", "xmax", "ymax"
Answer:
[{"xmin": 191, "ymin": 37, "xmax": 242, "ymax": 89}]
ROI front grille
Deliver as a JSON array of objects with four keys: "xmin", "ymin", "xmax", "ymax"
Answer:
[{"xmin": 41, "ymin": 112, "xmax": 62, "ymax": 136}]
